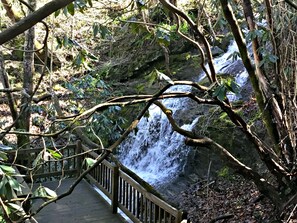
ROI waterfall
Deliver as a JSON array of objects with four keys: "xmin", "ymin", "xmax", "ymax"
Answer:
[{"xmin": 118, "ymin": 41, "xmax": 248, "ymax": 185}]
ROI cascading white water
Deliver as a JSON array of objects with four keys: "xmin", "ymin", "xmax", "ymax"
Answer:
[
  {"xmin": 119, "ymin": 85, "xmax": 198, "ymax": 185},
  {"xmin": 119, "ymin": 41, "xmax": 248, "ymax": 185}
]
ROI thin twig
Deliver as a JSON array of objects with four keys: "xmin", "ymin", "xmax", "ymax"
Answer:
[{"xmin": 285, "ymin": 204, "xmax": 297, "ymax": 223}]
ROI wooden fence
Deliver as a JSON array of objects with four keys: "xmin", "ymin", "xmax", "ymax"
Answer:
[
  {"xmin": 11, "ymin": 144, "xmax": 79, "ymax": 181},
  {"xmin": 11, "ymin": 141, "xmax": 184, "ymax": 223}
]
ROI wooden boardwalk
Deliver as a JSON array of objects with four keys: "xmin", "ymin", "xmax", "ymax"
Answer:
[{"xmin": 33, "ymin": 178, "xmax": 125, "ymax": 223}]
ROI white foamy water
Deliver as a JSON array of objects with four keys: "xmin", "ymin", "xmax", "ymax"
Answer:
[{"xmin": 118, "ymin": 41, "xmax": 248, "ymax": 185}]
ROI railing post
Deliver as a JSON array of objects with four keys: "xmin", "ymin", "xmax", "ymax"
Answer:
[
  {"xmin": 176, "ymin": 210, "xmax": 183, "ymax": 223},
  {"xmin": 76, "ymin": 140, "xmax": 82, "ymax": 177},
  {"xmin": 111, "ymin": 164, "xmax": 119, "ymax": 214}
]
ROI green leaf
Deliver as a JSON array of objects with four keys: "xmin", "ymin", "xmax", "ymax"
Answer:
[
  {"xmin": 0, "ymin": 152, "xmax": 8, "ymax": 161},
  {"xmin": 213, "ymin": 85, "xmax": 226, "ymax": 101},
  {"xmin": 85, "ymin": 157, "xmax": 96, "ymax": 168},
  {"xmin": 47, "ymin": 149, "xmax": 63, "ymax": 160},
  {"xmin": 33, "ymin": 186, "xmax": 47, "ymax": 198},
  {"xmin": 63, "ymin": 7, "xmax": 68, "ymax": 16},
  {"xmin": 156, "ymin": 28, "xmax": 171, "ymax": 46},
  {"xmin": 0, "ymin": 165, "xmax": 16, "ymax": 174},
  {"xmin": 33, "ymin": 186, "xmax": 57, "ymax": 199},
  {"xmin": 93, "ymin": 23, "xmax": 99, "ymax": 38},
  {"xmin": 87, "ymin": 0, "xmax": 93, "ymax": 7},
  {"xmin": 32, "ymin": 152, "xmax": 43, "ymax": 168},
  {"xmin": 43, "ymin": 187, "xmax": 57, "ymax": 198},
  {"xmin": 0, "ymin": 176, "xmax": 15, "ymax": 199},
  {"xmin": 7, "ymin": 176, "xmax": 22, "ymax": 192},
  {"xmin": 67, "ymin": 2, "xmax": 75, "ymax": 16},
  {"xmin": 54, "ymin": 9, "xmax": 60, "ymax": 17},
  {"xmin": 7, "ymin": 203, "xmax": 25, "ymax": 215},
  {"xmin": 136, "ymin": 83, "xmax": 145, "ymax": 93},
  {"xmin": 230, "ymin": 81, "xmax": 240, "ymax": 94}
]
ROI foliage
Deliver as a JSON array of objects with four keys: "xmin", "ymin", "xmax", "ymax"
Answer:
[
  {"xmin": 212, "ymin": 77, "xmax": 240, "ymax": 101},
  {"xmin": 0, "ymin": 152, "xmax": 57, "ymax": 221}
]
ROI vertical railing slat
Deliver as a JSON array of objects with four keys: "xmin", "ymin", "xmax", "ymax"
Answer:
[
  {"xmin": 111, "ymin": 165, "xmax": 119, "ymax": 214},
  {"xmin": 76, "ymin": 140, "xmax": 82, "ymax": 177}
]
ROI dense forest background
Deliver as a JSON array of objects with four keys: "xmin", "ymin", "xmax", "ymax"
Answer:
[{"xmin": 0, "ymin": 0, "xmax": 296, "ymax": 222}]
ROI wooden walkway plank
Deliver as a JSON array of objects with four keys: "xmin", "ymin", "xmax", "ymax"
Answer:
[{"xmin": 32, "ymin": 178, "xmax": 125, "ymax": 223}]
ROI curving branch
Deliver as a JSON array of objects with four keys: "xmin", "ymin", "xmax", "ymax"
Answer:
[
  {"xmin": 185, "ymin": 137, "xmax": 284, "ymax": 206},
  {"xmin": 0, "ymin": 0, "xmax": 74, "ymax": 45},
  {"xmin": 154, "ymin": 98, "xmax": 285, "ymax": 206},
  {"xmin": 22, "ymin": 80, "xmax": 163, "ymax": 221},
  {"xmin": 175, "ymin": 16, "xmax": 212, "ymax": 82},
  {"xmin": 159, "ymin": 0, "xmax": 217, "ymax": 83},
  {"xmin": 153, "ymin": 93, "xmax": 285, "ymax": 206}
]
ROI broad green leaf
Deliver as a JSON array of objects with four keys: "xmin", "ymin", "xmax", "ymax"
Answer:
[
  {"xmin": 0, "ymin": 178, "xmax": 15, "ymax": 200},
  {"xmin": 231, "ymin": 81, "xmax": 240, "ymax": 94},
  {"xmin": 0, "ymin": 144, "xmax": 13, "ymax": 151},
  {"xmin": 54, "ymin": 9, "xmax": 60, "ymax": 17},
  {"xmin": 93, "ymin": 23, "xmax": 99, "ymax": 38},
  {"xmin": 99, "ymin": 25, "xmax": 110, "ymax": 39},
  {"xmin": 33, "ymin": 186, "xmax": 56, "ymax": 199},
  {"xmin": 43, "ymin": 187, "xmax": 57, "ymax": 198},
  {"xmin": 67, "ymin": 3, "xmax": 75, "ymax": 16},
  {"xmin": 33, "ymin": 186, "xmax": 47, "ymax": 198},
  {"xmin": 87, "ymin": 0, "xmax": 93, "ymax": 7},
  {"xmin": 145, "ymin": 70, "xmax": 158, "ymax": 86},
  {"xmin": 136, "ymin": 83, "xmax": 145, "ymax": 93},
  {"xmin": 213, "ymin": 85, "xmax": 226, "ymax": 101},
  {"xmin": 85, "ymin": 157, "xmax": 96, "ymax": 168},
  {"xmin": 63, "ymin": 7, "xmax": 68, "ymax": 16},
  {"xmin": 32, "ymin": 152, "xmax": 43, "ymax": 168},
  {"xmin": 0, "ymin": 165, "xmax": 16, "ymax": 174},
  {"xmin": 7, "ymin": 203, "xmax": 25, "ymax": 215},
  {"xmin": 0, "ymin": 152, "xmax": 8, "ymax": 161},
  {"xmin": 7, "ymin": 176, "xmax": 22, "ymax": 192},
  {"xmin": 0, "ymin": 175, "xmax": 8, "ymax": 195},
  {"xmin": 47, "ymin": 149, "xmax": 63, "ymax": 160}
]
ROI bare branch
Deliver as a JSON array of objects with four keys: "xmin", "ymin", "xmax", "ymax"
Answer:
[
  {"xmin": 159, "ymin": 0, "xmax": 217, "ymax": 83},
  {"xmin": 0, "ymin": 0, "xmax": 73, "ymax": 44},
  {"xmin": 185, "ymin": 137, "xmax": 284, "ymax": 206}
]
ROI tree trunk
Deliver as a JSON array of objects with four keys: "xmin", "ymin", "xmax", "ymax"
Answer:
[{"xmin": 16, "ymin": 0, "xmax": 36, "ymax": 151}]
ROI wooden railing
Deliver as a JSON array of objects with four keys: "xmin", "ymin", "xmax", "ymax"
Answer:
[
  {"xmin": 80, "ymin": 144, "xmax": 183, "ymax": 223},
  {"xmin": 11, "ymin": 141, "xmax": 184, "ymax": 223},
  {"xmin": 10, "ymin": 144, "xmax": 79, "ymax": 181}
]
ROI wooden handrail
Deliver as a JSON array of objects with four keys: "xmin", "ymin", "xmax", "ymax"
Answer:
[
  {"xmin": 12, "ymin": 141, "xmax": 183, "ymax": 223},
  {"xmin": 79, "ymin": 142, "xmax": 183, "ymax": 223},
  {"xmin": 8, "ymin": 144, "xmax": 77, "ymax": 154}
]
